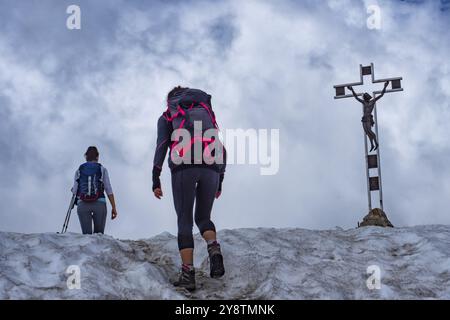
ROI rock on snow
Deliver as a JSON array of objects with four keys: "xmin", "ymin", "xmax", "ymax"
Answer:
[{"xmin": 0, "ymin": 225, "xmax": 449, "ymax": 299}]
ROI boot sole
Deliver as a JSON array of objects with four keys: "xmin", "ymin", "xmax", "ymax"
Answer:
[{"xmin": 174, "ymin": 283, "xmax": 196, "ymax": 291}]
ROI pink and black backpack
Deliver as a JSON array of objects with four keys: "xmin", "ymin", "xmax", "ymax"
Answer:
[{"xmin": 164, "ymin": 88, "xmax": 220, "ymax": 161}]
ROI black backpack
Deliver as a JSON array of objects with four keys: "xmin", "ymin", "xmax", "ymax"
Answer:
[{"xmin": 164, "ymin": 88, "xmax": 220, "ymax": 162}]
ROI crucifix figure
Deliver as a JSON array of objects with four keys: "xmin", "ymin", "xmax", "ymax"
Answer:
[
  {"xmin": 348, "ymin": 81, "xmax": 389, "ymax": 152},
  {"xmin": 333, "ymin": 63, "xmax": 403, "ymax": 217}
]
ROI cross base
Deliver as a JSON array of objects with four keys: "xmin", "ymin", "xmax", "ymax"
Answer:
[{"xmin": 357, "ymin": 208, "xmax": 394, "ymax": 228}]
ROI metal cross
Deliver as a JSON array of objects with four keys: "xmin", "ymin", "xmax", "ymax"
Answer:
[{"xmin": 333, "ymin": 63, "xmax": 403, "ymax": 211}]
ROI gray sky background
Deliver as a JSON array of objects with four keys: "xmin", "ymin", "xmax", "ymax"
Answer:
[{"xmin": 1, "ymin": 0, "xmax": 449, "ymax": 239}]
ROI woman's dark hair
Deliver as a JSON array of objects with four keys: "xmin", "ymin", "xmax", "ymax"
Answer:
[
  {"xmin": 167, "ymin": 86, "xmax": 187, "ymax": 101},
  {"xmin": 85, "ymin": 146, "xmax": 99, "ymax": 161}
]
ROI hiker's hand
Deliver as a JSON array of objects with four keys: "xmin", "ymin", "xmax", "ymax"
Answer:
[
  {"xmin": 384, "ymin": 81, "xmax": 389, "ymax": 88},
  {"xmin": 154, "ymin": 188, "xmax": 163, "ymax": 199},
  {"xmin": 215, "ymin": 191, "xmax": 221, "ymax": 199},
  {"xmin": 111, "ymin": 208, "xmax": 118, "ymax": 220},
  {"xmin": 347, "ymin": 86, "xmax": 352, "ymax": 90}
]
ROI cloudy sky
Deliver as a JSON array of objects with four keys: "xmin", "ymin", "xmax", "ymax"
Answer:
[{"xmin": 0, "ymin": 0, "xmax": 449, "ymax": 239}]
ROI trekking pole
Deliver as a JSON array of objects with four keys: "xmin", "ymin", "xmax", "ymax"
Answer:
[{"xmin": 60, "ymin": 194, "xmax": 76, "ymax": 234}]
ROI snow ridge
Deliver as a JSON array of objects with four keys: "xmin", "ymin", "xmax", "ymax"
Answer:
[{"xmin": 1, "ymin": 225, "xmax": 449, "ymax": 299}]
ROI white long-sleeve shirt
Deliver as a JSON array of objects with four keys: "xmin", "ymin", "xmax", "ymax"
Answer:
[{"xmin": 71, "ymin": 164, "xmax": 113, "ymax": 197}]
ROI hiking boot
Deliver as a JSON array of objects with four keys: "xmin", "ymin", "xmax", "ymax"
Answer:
[
  {"xmin": 173, "ymin": 265, "xmax": 196, "ymax": 291},
  {"xmin": 207, "ymin": 241, "xmax": 225, "ymax": 278}
]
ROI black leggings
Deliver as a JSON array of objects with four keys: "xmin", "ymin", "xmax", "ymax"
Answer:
[{"xmin": 171, "ymin": 168, "xmax": 219, "ymax": 250}]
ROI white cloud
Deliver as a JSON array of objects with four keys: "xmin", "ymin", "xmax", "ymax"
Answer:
[{"xmin": 0, "ymin": 0, "xmax": 449, "ymax": 238}]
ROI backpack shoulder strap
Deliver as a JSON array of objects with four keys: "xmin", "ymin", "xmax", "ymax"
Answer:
[
  {"xmin": 162, "ymin": 110, "xmax": 171, "ymax": 121},
  {"xmin": 75, "ymin": 167, "xmax": 81, "ymax": 182},
  {"xmin": 199, "ymin": 102, "xmax": 219, "ymax": 129},
  {"xmin": 89, "ymin": 162, "xmax": 102, "ymax": 179},
  {"xmin": 98, "ymin": 163, "xmax": 104, "ymax": 179}
]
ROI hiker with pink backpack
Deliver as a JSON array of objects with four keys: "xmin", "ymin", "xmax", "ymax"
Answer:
[{"xmin": 152, "ymin": 86, "xmax": 227, "ymax": 291}]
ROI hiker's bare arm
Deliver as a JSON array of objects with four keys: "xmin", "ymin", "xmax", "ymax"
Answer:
[
  {"xmin": 374, "ymin": 81, "xmax": 390, "ymax": 102},
  {"xmin": 347, "ymin": 86, "xmax": 364, "ymax": 103},
  {"xmin": 107, "ymin": 194, "xmax": 118, "ymax": 220}
]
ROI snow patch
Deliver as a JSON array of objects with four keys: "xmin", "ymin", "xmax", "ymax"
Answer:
[{"xmin": 0, "ymin": 225, "xmax": 449, "ymax": 299}]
